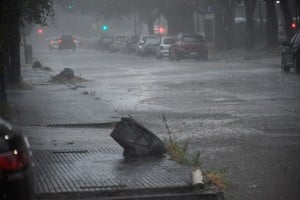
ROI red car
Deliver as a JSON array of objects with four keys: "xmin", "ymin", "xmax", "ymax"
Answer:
[
  {"xmin": 169, "ymin": 33, "xmax": 208, "ymax": 61},
  {"xmin": 0, "ymin": 119, "xmax": 34, "ymax": 200}
]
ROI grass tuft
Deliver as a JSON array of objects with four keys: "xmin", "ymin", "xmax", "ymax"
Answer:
[
  {"xmin": 162, "ymin": 113, "xmax": 227, "ymax": 191},
  {"xmin": 206, "ymin": 170, "xmax": 227, "ymax": 190}
]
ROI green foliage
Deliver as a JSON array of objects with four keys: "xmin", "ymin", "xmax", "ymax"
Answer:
[
  {"xmin": 162, "ymin": 114, "xmax": 202, "ymax": 168},
  {"xmin": 0, "ymin": 0, "xmax": 54, "ymax": 51},
  {"xmin": 165, "ymin": 139, "xmax": 202, "ymax": 168}
]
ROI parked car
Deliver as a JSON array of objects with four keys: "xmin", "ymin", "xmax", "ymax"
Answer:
[
  {"xmin": 281, "ymin": 30, "xmax": 300, "ymax": 73},
  {"xmin": 48, "ymin": 37, "xmax": 59, "ymax": 50},
  {"xmin": 140, "ymin": 37, "xmax": 161, "ymax": 57},
  {"xmin": 58, "ymin": 34, "xmax": 76, "ymax": 50},
  {"xmin": 156, "ymin": 36, "xmax": 176, "ymax": 59},
  {"xmin": 73, "ymin": 37, "xmax": 81, "ymax": 48},
  {"xmin": 110, "ymin": 36, "xmax": 126, "ymax": 52},
  {"xmin": 136, "ymin": 35, "xmax": 160, "ymax": 56},
  {"xmin": 169, "ymin": 33, "xmax": 208, "ymax": 61},
  {"xmin": 97, "ymin": 35, "xmax": 113, "ymax": 51},
  {"xmin": 123, "ymin": 35, "xmax": 140, "ymax": 54},
  {"xmin": 0, "ymin": 119, "xmax": 34, "ymax": 200}
]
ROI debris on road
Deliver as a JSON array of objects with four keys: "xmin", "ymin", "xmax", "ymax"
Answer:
[
  {"xmin": 32, "ymin": 61, "xmax": 42, "ymax": 69},
  {"xmin": 110, "ymin": 118, "xmax": 166, "ymax": 158},
  {"xmin": 51, "ymin": 68, "xmax": 87, "ymax": 84},
  {"xmin": 32, "ymin": 61, "xmax": 53, "ymax": 71}
]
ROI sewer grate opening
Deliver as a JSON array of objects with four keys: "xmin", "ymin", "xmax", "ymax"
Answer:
[
  {"xmin": 52, "ymin": 150, "xmax": 89, "ymax": 154},
  {"xmin": 80, "ymin": 185, "xmax": 127, "ymax": 190}
]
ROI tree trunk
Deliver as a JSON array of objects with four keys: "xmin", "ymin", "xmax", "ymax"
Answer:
[
  {"xmin": 244, "ymin": 0, "xmax": 257, "ymax": 50},
  {"xmin": 148, "ymin": 17, "xmax": 155, "ymax": 35},
  {"xmin": 224, "ymin": 0, "xmax": 234, "ymax": 49},
  {"xmin": 7, "ymin": 15, "xmax": 21, "ymax": 83},
  {"xmin": 280, "ymin": 0, "xmax": 293, "ymax": 40},
  {"xmin": 266, "ymin": 0, "xmax": 278, "ymax": 47},
  {"xmin": 214, "ymin": 0, "xmax": 225, "ymax": 50}
]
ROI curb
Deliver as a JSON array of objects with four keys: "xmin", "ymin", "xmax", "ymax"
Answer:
[{"xmin": 34, "ymin": 187, "xmax": 225, "ymax": 200}]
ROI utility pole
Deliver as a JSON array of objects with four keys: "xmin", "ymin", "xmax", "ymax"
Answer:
[
  {"xmin": 134, "ymin": 9, "xmax": 137, "ymax": 35},
  {"xmin": 0, "ymin": 52, "xmax": 7, "ymax": 102}
]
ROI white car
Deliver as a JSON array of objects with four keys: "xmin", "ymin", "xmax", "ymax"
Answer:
[
  {"xmin": 156, "ymin": 36, "xmax": 176, "ymax": 59},
  {"xmin": 48, "ymin": 37, "xmax": 59, "ymax": 50}
]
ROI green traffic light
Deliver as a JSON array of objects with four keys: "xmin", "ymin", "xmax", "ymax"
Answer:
[{"xmin": 102, "ymin": 25, "xmax": 108, "ymax": 31}]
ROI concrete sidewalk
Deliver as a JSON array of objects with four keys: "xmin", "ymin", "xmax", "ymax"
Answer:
[{"xmin": 6, "ymin": 66, "xmax": 198, "ymax": 199}]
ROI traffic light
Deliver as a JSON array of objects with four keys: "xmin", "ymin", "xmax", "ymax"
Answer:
[
  {"xmin": 67, "ymin": 4, "xmax": 73, "ymax": 10},
  {"xmin": 101, "ymin": 25, "xmax": 109, "ymax": 31},
  {"xmin": 291, "ymin": 22, "xmax": 297, "ymax": 30},
  {"xmin": 66, "ymin": 0, "xmax": 74, "ymax": 10},
  {"xmin": 37, "ymin": 28, "xmax": 43, "ymax": 35}
]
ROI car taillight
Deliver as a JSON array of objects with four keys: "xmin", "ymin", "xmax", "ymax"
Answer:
[
  {"xmin": 50, "ymin": 41, "xmax": 54, "ymax": 44},
  {"xmin": 58, "ymin": 39, "xmax": 62, "ymax": 43},
  {"xmin": 73, "ymin": 39, "xmax": 76, "ymax": 43},
  {"xmin": 0, "ymin": 150, "xmax": 29, "ymax": 171}
]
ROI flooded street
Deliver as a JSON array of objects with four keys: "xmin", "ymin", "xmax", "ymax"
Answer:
[{"xmin": 27, "ymin": 47, "xmax": 300, "ymax": 200}]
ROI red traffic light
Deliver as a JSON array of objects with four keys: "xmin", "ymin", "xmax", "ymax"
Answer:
[
  {"xmin": 37, "ymin": 28, "xmax": 43, "ymax": 35},
  {"xmin": 291, "ymin": 22, "xmax": 297, "ymax": 30}
]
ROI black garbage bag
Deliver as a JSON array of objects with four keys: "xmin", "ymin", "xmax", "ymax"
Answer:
[{"xmin": 110, "ymin": 118, "xmax": 166, "ymax": 158}]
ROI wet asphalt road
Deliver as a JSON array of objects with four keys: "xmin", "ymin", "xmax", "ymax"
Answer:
[{"xmin": 32, "ymin": 48, "xmax": 300, "ymax": 200}]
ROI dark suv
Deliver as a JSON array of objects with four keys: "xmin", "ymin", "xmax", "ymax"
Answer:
[
  {"xmin": 0, "ymin": 119, "xmax": 34, "ymax": 200},
  {"xmin": 124, "ymin": 35, "xmax": 140, "ymax": 54},
  {"xmin": 58, "ymin": 34, "xmax": 76, "ymax": 50},
  {"xmin": 281, "ymin": 31, "xmax": 300, "ymax": 73},
  {"xmin": 169, "ymin": 33, "xmax": 208, "ymax": 61},
  {"xmin": 136, "ymin": 35, "xmax": 160, "ymax": 56}
]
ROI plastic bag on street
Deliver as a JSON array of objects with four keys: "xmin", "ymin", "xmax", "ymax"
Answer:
[{"xmin": 110, "ymin": 118, "xmax": 166, "ymax": 158}]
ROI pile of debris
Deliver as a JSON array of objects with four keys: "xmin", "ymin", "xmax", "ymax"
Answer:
[
  {"xmin": 51, "ymin": 68, "xmax": 87, "ymax": 84},
  {"xmin": 32, "ymin": 61, "xmax": 52, "ymax": 71}
]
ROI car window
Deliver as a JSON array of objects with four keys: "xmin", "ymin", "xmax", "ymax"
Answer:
[
  {"xmin": 145, "ymin": 38, "xmax": 160, "ymax": 45},
  {"xmin": 182, "ymin": 35, "xmax": 203, "ymax": 42},
  {"xmin": 163, "ymin": 38, "xmax": 176, "ymax": 45},
  {"xmin": 61, "ymin": 35, "xmax": 74, "ymax": 40}
]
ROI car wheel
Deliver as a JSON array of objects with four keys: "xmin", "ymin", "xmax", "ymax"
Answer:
[
  {"xmin": 295, "ymin": 55, "xmax": 300, "ymax": 74},
  {"xmin": 281, "ymin": 55, "xmax": 290, "ymax": 72},
  {"xmin": 175, "ymin": 52, "xmax": 180, "ymax": 62}
]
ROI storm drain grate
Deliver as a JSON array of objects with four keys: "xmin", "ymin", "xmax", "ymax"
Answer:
[{"xmin": 33, "ymin": 147, "xmax": 191, "ymax": 194}]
